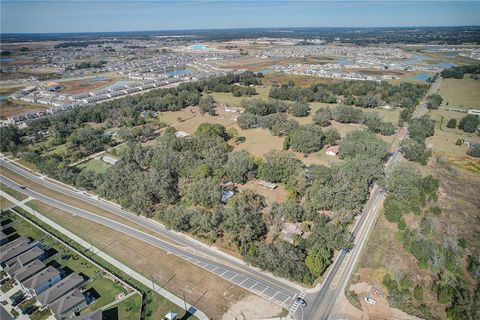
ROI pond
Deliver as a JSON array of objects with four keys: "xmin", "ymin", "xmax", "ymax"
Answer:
[
  {"xmin": 0, "ymin": 95, "xmax": 10, "ymax": 101},
  {"xmin": 190, "ymin": 44, "xmax": 207, "ymax": 50},
  {"xmin": 408, "ymin": 73, "xmax": 430, "ymax": 81},
  {"xmin": 0, "ymin": 57, "xmax": 15, "ymax": 62}
]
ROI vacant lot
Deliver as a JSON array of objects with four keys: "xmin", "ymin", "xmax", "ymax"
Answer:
[
  {"xmin": 0, "ymin": 99, "xmax": 49, "ymax": 120},
  {"xmin": 59, "ymin": 78, "xmax": 116, "ymax": 94},
  {"xmin": 426, "ymin": 109, "xmax": 479, "ymax": 173},
  {"xmin": 26, "ymin": 200, "xmax": 282, "ymax": 319},
  {"xmin": 438, "ymin": 75, "xmax": 480, "ymax": 110}
]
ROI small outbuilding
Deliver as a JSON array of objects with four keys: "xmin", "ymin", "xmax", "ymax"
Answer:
[
  {"xmin": 258, "ymin": 180, "xmax": 277, "ymax": 190},
  {"xmin": 165, "ymin": 311, "xmax": 177, "ymax": 320},
  {"xmin": 326, "ymin": 145, "xmax": 340, "ymax": 157}
]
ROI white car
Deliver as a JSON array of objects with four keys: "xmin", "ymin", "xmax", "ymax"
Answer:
[{"xmin": 364, "ymin": 297, "xmax": 376, "ymax": 305}]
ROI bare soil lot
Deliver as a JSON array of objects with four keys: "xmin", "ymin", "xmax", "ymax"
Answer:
[
  {"xmin": 0, "ymin": 99, "xmax": 49, "ymax": 119},
  {"xmin": 59, "ymin": 78, "xmax": 115, "ymax": 94}
]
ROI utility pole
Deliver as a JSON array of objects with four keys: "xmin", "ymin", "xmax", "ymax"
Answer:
[{"xmin": 183, "ymin": 292, "xmax": 186, "ymax": 312}]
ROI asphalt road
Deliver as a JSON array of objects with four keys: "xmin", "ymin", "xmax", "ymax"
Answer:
[
  {"xmin": 297, "ymin": 77, "xmax": 442, "ymax": 320},
  {"xmin": 0, "ymin": 160, "xmax": 300, "ymax": 310}
]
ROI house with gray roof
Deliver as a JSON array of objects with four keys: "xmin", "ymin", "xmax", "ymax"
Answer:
[
  {"xmin": 38, "ymin": 273, "xmax": 84, "ymax": 306},
  {"xmin": 5, "ymin": 246, "xmax": 45, "ymax": 274},
  {"xmin": 71, "ymin": 310, "xmax": 102, "ymax": 320},
  {"xmin": 48, "ymin": 289, "xmax": 87, "ymax": 319},
  {"xmin": 1, "ymin": 236, "xmax": 28, "ymax": 251},
  {"xmin": 13, "ymin": 259, "xmax": 46, "ymax": 282},
  {"xmin": 22, "ymin": 266, "xmax": 61, "ymax": 295},
  {"xmin": 1, "ymin": 241, "xmax": 33, "ymax": 266}
]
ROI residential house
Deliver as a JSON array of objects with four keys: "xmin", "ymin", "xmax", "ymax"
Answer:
[
  {"xmin": 22, "ymin": 266, "xmax": 61, "ymax": 295},
  {"xmin": 5, "ymin": 247, "xmax": 45, "ymax": 274},
  {"xmin": 1, "ymin": 241, "xmax": 33, "ymax": 267},
  {"xmin": 13, "ymin": 259, "xmax": 46, "ymax": 283},
  {"xmin": 49, "ymin": 289, "xmax": 87, "ymax": 319},
  {"xmin": 38, "ymin": 273, "xmax": 85, "ymax": 306}
]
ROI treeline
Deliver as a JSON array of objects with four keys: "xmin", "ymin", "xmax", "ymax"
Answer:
[
  {"xmin": 440, "ymin": 64, "xmax": 480, "ymax": 79},
  {"xmin": 382, "ymin": 164, "xmax": 480, "ymax": 320},
  {"xmin": 401, "ymin": 115, "xmax": 436, "ymax": 165},
  {"xmin": 268, "ymin": 80, "xmax": 427, "ymax": 110}
]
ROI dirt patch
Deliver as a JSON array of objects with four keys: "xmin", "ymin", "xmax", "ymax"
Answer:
[
  {"xmin": 59, "ymin": 79, "xmax": 114, "ymax": 94},
  {"xmin": 237, "ymin": 179, "xmax": 289, "ymax": 205},
  {"xmin": 221, "ymin": 295, "xmax": 283, "ymax": 320},
  {"xmin": 0, "ymin": 99, "xmax": 49, "ymax": 119}
]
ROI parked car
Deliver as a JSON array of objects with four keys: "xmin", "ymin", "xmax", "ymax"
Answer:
[{"xmin": 364, "ymin": 297, "xmax": 376, "ymax": 305}]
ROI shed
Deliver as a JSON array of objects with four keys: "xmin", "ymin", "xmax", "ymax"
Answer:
[
  {"xmin": 326, "ymin": 145, "xmax": 340, "ymax": 157},
  {"xmin": 175, "ymin": 131, "xmax": 190, "ymax": 138},
  {"xmin": 165, "ymin": 311, "xmax": 177, "ymax": 320},
  {"xmin": 221, "ymin": 190, "xmax": 234, "ymax": 203},
  {"xmin": 258, "ymin": 180, "xmax": 277, "ymax": 189}
]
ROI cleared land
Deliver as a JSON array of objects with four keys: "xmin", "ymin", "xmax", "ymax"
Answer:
[
  {"xmin": 438, "ymin": 75, "xmax": 480, "ymax": 110},
  {"xmin": 0, "ymin": 99, "xmax": 49, "ymax": 120},
  {"xmin": 426, "ymin": 109, "xmax": 480, "ymax": 173},
  {"xmin": 59, "ymin": 78, "xmax": 116, "ymax": 94}
]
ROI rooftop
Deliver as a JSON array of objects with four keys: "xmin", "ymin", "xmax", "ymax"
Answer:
[
  {"xmin": 38, "ymin": 273, "xmax": 84, "ymax": 305},
  {"xmin": 22, "ymin": 266, "xmax": 60, "ymax": 290},
  {"xmin": 48, "ymin": 289, "xmax": 85, "ymax": 315}
]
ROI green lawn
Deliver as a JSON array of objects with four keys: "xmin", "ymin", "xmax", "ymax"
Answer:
[
  {"xmin": 438, "ymin": 75, "xmax": 480, "ymax": 110},
  {"xmin": 82, "ymin": 276, "xmax": 128, "ymax": 314},
  {"xmin": 104, "ymin": 293, "xmax": 142, "ymax": 320},
  {"xmin": 10, "ymin": 214, "xmax": 47, "ymax": 240},
  {"xmin": 76, "ymin": 159, "xmax": 110, "ymax": 173},
  {"xmin": 53, "ymin": 243, "xmax": 101, "ymax": 278}
]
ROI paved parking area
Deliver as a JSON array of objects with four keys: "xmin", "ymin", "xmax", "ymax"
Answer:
[{"xmin": 177, "ymin": 252, "xmax": 297, "ymax": 308}]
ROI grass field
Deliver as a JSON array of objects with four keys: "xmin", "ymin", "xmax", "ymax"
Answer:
[
  {"xmin": 25, "ymin": 199, "xmax": 267, "ymax": 319},
  {"xmin": 426, "ymin": 109, "xmax": 480, "ymax": 173},
  {"xmin": 82, "ymin": 276, "xmax": 128, "ymax": 314},
  {"xmin": 0, "ymin": 196, "xmax": 13, "ymax": 209},
  {"xmin": 104, "ymin": 293, "xmax": 142, "ymax": 320},
  {"xmin": 76, "ymin": 159, "xmax": 110, "ymax": 173},
  {"xmin": 10, "ymin": 214, "xmax": 47, "ymax": 241},
  {"xmin": 438, "ymin": 75, "xmax": 480, "ymax": 110}
]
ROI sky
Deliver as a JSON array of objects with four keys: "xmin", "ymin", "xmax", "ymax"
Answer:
[{"xmin": 1, "ymin": 1, "xmax": 479, "ymax": 33}]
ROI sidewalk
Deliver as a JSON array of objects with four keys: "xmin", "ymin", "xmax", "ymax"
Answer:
[{"xmin": 0, "ymin": 190, "xmax": 209, "ymax": 320}]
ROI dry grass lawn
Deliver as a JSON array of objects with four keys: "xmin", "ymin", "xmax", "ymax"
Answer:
[
  {"xmin": 0, "ymin": 196, "xmax": 13, "ymax": 209},
  {"xmin": 438, "ymin": 75, "xmax": 480, "ymax": 110},
  {"xmin": 237, "ymin": 179, "xmax": 289, "ymax": 205}
]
